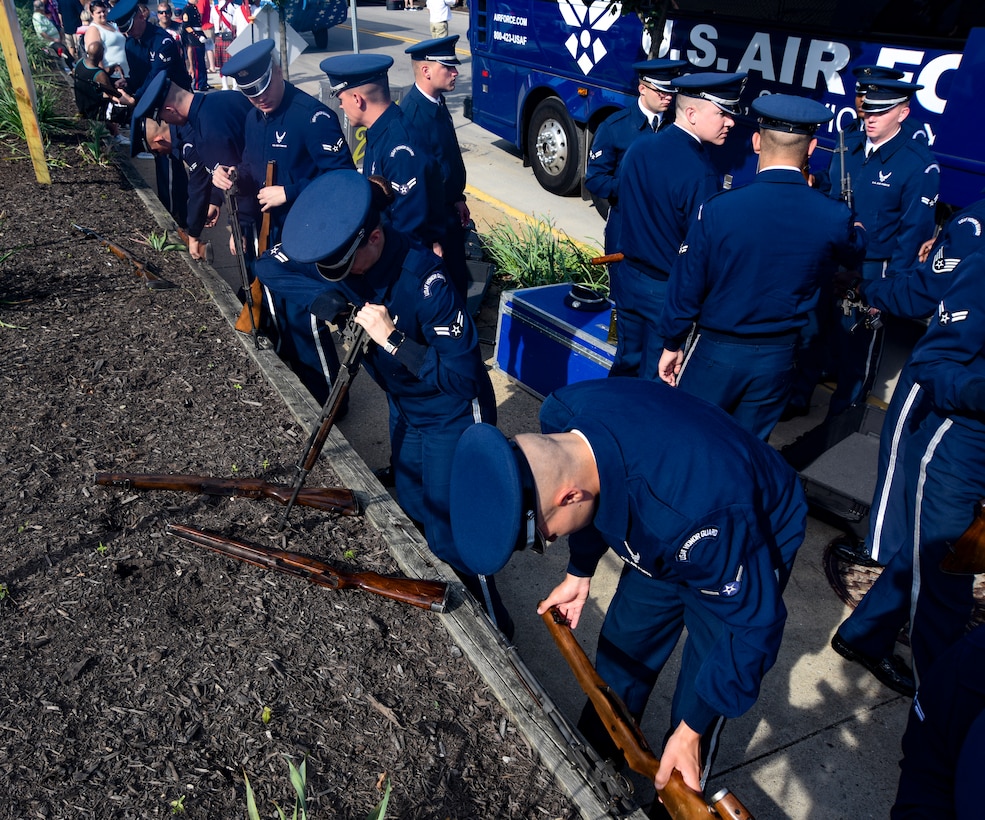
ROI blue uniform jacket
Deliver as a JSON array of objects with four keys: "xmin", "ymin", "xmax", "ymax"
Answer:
[
  {"xmin": 329, "ymin": 228, "xmax": 494, "ymax": 425},
  {"xmin": 659, "ymin": 169, "xmax": 866, "ymax": 350},
  {"xmin": 240, "ymin": 83, "xmax": 354, "ymax": 239},
  {"xmin": 585, "ymin": 103, "xmax": 651, "ymax": 253},
  {"xmin": 864, "ymin": 198, "xmax": 985, "ymax": 319},
  {"xmin": 364, "ymin": 104, "xmax": 445, "ymax": 245},
  {"xmin": 908, "ymin": 249, "xmax": 985, "ymax": 433},
  {"xmin": 399, "ymin": 84, "xmax": 466, "ymax": 209},
  {"xmin": 616, "ymin": 124, "xmax": 720, "ymax": 276},
  {"xmin": 125, "ymin": 23, "xmax": 191, "ymax": 99},
  {"xmin": 539, "ymin": 379, "xmax": 806, "ymax": 729},
  {"xmin": 828, "ymin": 126, "xmax": 939, "ymax": 274},
  {"xmin": 172, "ymin": 125, "xmax": 212, "ymax": 237}
]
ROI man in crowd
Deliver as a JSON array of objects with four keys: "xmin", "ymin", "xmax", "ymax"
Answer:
[
  {"xmin": 450, "ymin": 378, "xmax": 806, "ymax": 795},
  {"xmin": 611, "ymin": 71, "xmax": 746, "ymax": 379},
  {"xmin": 656, "ymin": 94, "xmax": 866, "ymax": 440}
]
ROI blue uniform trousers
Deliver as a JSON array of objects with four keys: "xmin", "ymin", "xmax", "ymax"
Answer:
[
  {"xmin": 579, "ymin": 565, "xmax": 726, "ymax": 786},
  {"xmin": 839, "ymin": 413, "xmax": 981, "ymax": 682},
  {"xmin": 263, "ymin": 288, "xmax": 341, "ymax": 405},
  {"xmin": 608, "ymin": 262, "xmax": 667, "ymax": 380},
  {"xmin": 827, "ymin": 260, "xmax": 887, "ymax": 417},
  {"xmin": 892, "ymin": 625, "xmax": 985, "ymax": 819},
  {"xmin": 676, "ymin": 332, "xmax": 797, "ymax": 441},
  {"xmin": 388, "ymin": 396, "xmax": 481, "ymax": 571},
  {"xmin": 863, "ymin": 368, "xmax": 932, "ymax": 563}
]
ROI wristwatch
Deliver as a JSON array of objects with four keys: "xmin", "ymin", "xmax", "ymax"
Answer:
[{"xmin": 384, "ymin": 329, "xmax": 405, "ymax": 355}]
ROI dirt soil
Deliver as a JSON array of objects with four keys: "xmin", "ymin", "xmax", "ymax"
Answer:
[{"xmin": 0, "ymin": 88, "xmax": 577, "ymax": 819}]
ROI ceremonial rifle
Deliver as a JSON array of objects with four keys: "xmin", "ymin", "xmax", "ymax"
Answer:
[
  {"xmin": 941, "ymin": 499, "xmax": 985, "ymax": 574},
  {"xmin": 278, "ymin": 312, "xmax": 370, "ymax": 531},
  {"xmin": 235, "ymin": 160, "xmax": 275, "ymax": 336},
  {"xmin": 95, "ymin": 471, "xmax": 359, "ymax": 515},
  {"xmin": 541, "ymin": 606, "xmax": 753, "ymax": 820},
  {"xmin": 73, "ymin": 224, "xmax": 177, "ymax": 289},
  {"xmin": 224, "ymin": 167, "xmax": 260, "ymax": 349},
  {"xmin": 837, "ymin": 129, "xmax": 853, "ymax": 210},
  {"xmin": 166, "ymin": 524, "xmax": 448, "ymax": 612}
]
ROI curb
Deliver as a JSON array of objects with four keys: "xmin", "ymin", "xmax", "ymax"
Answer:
[{"xmin": 116, "ymin": 159, "xmax": 646, "ymax": 819}]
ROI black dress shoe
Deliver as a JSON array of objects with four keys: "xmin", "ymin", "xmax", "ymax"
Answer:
[
  {"xmin": 831, "ymin": 633, "xmax": 915, "ymax": 696},
  {"xmin": 779, "ymin": 402, "xmax": 810, "ymax": 422},
  {"xmin": 831, "ymin": 537, "xmax": 884, "ymax": 568},
  {"xmin": 373, "ymin": 465, "xmax": 396, "ymax": 487}
]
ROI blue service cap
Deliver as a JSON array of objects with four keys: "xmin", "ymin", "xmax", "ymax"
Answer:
[
  {"xmin": 671, "ymin": 71, "xmax": 747, "ymax": 115},
  {"xmin": 320, "ymin": 54, "xmax": 394, "ymax": 97},
  {"xmin": 107, "ymin": 0, "xmax": 139, "ymax": 31},
  {"xmin": 860, "ymin": 79, "xmax": 922, "ymax": 114},
  {"xmin": 132, "ymin": 71, "xmax": 171, "ymax": 124},
  {"xmin": 450, "ymin": 424, "xmax": 542, "ymax": 577},
  {"xmin": 221, "ymin": 39, "xmax": 276, "ymax": 97},
  {"xmin": 851, "ymin": 64, "xmax": 905, "ymax": 93},
  {"xmin": 751, "ymin": 94, "xmax": 833, "ymax": 135},
  {"xmin": 280, "ymin": 170, "xmax": 374, "ymax": 280},
  {"xmin": 405, "ymin": 35, "xmax": 461, "ymax": 66},
  {"xmin": 632, "ymin": 59, "xmax": 688, "ymax": 91}
]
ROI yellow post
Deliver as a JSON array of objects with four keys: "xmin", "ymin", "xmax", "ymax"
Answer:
[{"xmin": 0, "ymin": 0, "xmax": 51, "ymax": 184}]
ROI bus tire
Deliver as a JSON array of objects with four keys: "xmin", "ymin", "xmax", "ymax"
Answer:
[{"xmin": 528, "ymin": 98, "xmax": 581, "ymax": 196}]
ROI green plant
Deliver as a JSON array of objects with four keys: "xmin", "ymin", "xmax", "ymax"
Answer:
[
  {"xmin": 136, "ymin": 230, "xmax": 185, "ymax": 253},
  {"xmin": 96, "ymin": 542, "xmax": 108, "ymax": 554},
  {"xmin": 367, "ymin": 778, "xmax": 392, "ymax": 820},
  {"xmin": 77, "ymin": 121, "xmax": 112, "ymax": 166},
  {"xmin": 481, "ymin": 217, "xmax": 607, "ymax": 297},
  {"xmin": 0, "ymin": 42, "xmax": 75, "ymax": 141},
  {"xmin": 0, "ymin": 583, "xmax": 9, "ymax": 601},
  {"xmin": 245, "ymin": 756, "xmax": 307, "ymax": 820},
  {"xmin": 261, "ymin": 705, "xmax": 273, "ymax": 724},
  {"xmin": 169, "ymin": 794, "xmax": 186, "ymax": 814}
]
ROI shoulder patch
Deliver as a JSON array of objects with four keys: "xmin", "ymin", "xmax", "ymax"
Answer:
[
  {"xmin": 422, "ymin": 271, "xmax": 445, "ymax": 298},
  {"xmin": 956, "ymin": 216, "xmax": 983, "ymax": 236},
  {"xmin": 392, "ymin": 178, "xmax": 418, "ymax": 196},
  {"xmin": 271, "ymin": 244, "xmax": 289, "ymax": 263},
  {"xmin": 676, "ymin": 527, "xmax": 719, "ymax": 562},
  {"xmin": 937, "ymin": 300, "xmax": 969, "ymax": 326},
  {"xmin": 311, "ymin": 110, "xmax": 332, "ymax": 124},
  {"xmin": 389, "ymin": 144, "xmax": 415, "ymax": 159}
]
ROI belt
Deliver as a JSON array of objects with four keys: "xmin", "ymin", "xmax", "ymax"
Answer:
[{"xmin": 699, "ymin": 327, "xmax": 799, "ymax": 345}]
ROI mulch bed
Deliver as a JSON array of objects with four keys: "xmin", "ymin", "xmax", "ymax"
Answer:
[{"xmin": 0, "ymin": 84, "xmax": 576, "ymax": 819}]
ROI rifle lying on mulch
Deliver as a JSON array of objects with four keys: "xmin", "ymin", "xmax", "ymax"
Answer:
[
  {"xmin": 166, "ymin": 523, "xmax": 449, "ymax": 612},
  {"xmin": 541, "ymin": 606, "xmax": 753, "ymax": 820},
  {"xmin": 73, "ymin": 224, "xmax": 177, "ymax": 289},
  {"xmin": 95, "ymin": 472, "xmax": 360, "ymax": 516}
]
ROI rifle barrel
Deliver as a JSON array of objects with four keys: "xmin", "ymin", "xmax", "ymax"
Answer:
[
  {"xmin": 165, "ymin": 524, "xmax": 447, "ymax": 612},
  {"xmin": 95, "ymin": 471, "xmax": 360, "ymax": 515}
]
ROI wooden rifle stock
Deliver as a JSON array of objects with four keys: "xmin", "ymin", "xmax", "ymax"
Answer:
[
  {"xmin": 941, "ymin": 499, "xmax": 985, "ymax": 574},
  {"xmin": 235, "ymin": 160, "xmax": 275, "ymax": 335},
  {"xmin": 95, "ymin": 471, "xmax": 360, "ymax": 515},
  {"xmin": 73, "ymin": 224, "xmax": 177, "ymax": 289},
  {"xmin": 166, "ymin": 524, "xmax": 448, "ymax": 612},
  {"xmin": 278, "ymin": 318, "xmax": 369, "ymax": 531},
  {"xmin": 225, "ymin": 168, "xmax": 260, "ymax": 349},
  {"xmin": 591, "ymin": 252, "xmax": 624, "ymax": 265},
  {"xmin": 541, "ymin": 607, "xmax": 753, "ymax": 820}
]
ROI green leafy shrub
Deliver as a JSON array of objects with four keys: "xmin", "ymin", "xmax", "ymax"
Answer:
[{"xmin": 481, "ymin": 217, "xmax": 607, "ymax": 297}]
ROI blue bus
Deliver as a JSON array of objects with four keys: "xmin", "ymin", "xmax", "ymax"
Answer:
[{"xmin": 466, "ymin": 0, "xmax": 984, "ymax": 208}]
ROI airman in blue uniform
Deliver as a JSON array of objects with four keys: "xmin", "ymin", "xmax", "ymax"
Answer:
[
  {"xmin": 320, "ymin": 54, "xmax": 445, "ymax": 250},
  {"xmin": 212, "ymin": 40, "xmax": 355, "ymax": 246},
  {"xmin": 611, "ymin": 72, "xmax": 746, "ymax": 379},
  {"xmin": 449, "ymin": 378, "xmax": 806, "ymax": 793},
  {"xmin": 824, "ymin": 79, "xmax": 940, "ymax": 417},
  {"xmin": 132, "ymin": 71, "xmax": 255, "ymax": 258},
  {"xmin": 584, "ymin": 59, "xmax": 687, "ymax": 257},
  {"xmin": 254, "ymin": 170, "xmax": 509, "ymax": 634},
  {"xmin": 833, "ymin": 248, "xmax": 985, "ymax": 693},
  {"xmin": 656, "ymin": 95, "xmax": 866, "ymax": 441},
  {"xmin": 400, "ymin": 37, "xmax": 472, "ymax": 298}
]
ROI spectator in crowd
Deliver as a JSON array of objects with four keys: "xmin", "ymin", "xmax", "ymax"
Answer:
[
  {"xmin": 426, "ymin": 0, "xmax": 454, "ymax": 39},
  {"xmin": 181, "ymin": 0, "xmax": 209, "ymax": 91},
  {"xmin": 84, "ymin": 0, "xmax": 129, "ymax": 85},
  {"xmin": 32, "ymin": 0, "xmax": 73, "ymax": 70}
]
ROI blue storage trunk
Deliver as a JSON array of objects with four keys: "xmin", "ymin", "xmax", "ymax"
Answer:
[{"xmin": 494, "ymin": 284, "xmax": 615, "ymax": 400}]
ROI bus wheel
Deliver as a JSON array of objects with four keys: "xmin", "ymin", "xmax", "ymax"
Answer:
[{"xmin": 528, "ymin": 98, "xmax": 580, "ymax": 196}]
